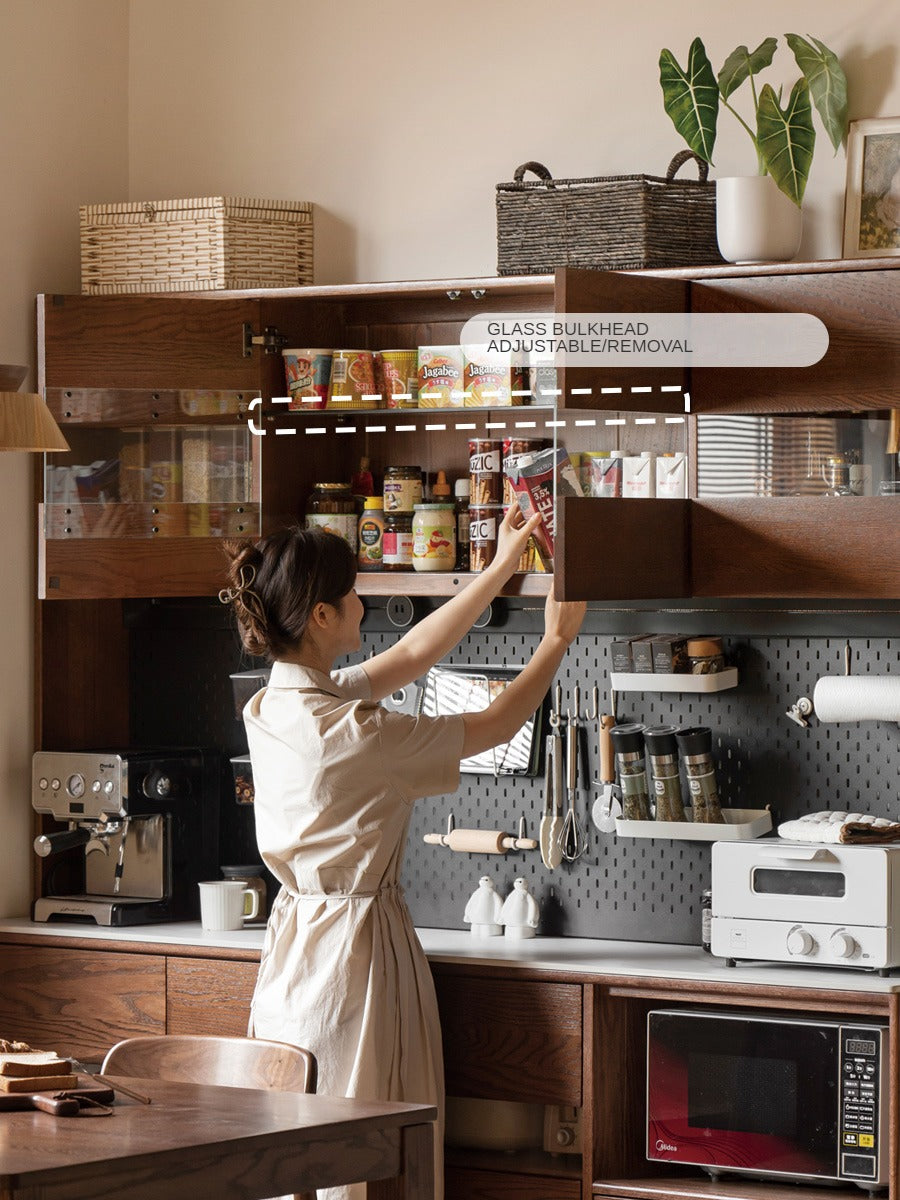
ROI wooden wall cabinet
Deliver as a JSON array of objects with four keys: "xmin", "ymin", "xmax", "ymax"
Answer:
[{"xmin": 37, "ymin": 259, "xmax": 900, "ymax": 606}]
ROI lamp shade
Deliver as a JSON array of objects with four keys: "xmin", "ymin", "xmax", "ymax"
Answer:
[{"xmin": 0, "ymin": 364, "xmax": 69, "ymax": 452}]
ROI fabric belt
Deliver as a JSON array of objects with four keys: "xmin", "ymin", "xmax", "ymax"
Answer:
[{"xmin": 284, "ymin": 882, "xmax": 404, "ymax": 900}]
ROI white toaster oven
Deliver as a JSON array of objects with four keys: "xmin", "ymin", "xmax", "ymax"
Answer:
[{"xmin": 711, "ymin": 840, "xmax": 900, "ymax": 971}]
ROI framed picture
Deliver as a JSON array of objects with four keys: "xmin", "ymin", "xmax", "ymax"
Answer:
[{"xmin": 842, "ymin": 116, "xmax": 900, "ymax": 258}]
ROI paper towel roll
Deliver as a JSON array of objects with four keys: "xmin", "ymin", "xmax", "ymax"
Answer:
[{"xmin": 813, "ymin": 676, "xmax": 900, "ymax": 723}]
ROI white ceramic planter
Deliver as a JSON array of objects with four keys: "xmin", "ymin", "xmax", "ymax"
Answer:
[{"xmin": 715, "ymin": 175, "xmax": 803, "ymax": 264}]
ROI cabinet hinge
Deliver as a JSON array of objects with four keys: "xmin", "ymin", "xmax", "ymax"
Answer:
[{"xmin": 242, "ymin": 323, "xmax": 288, "ymax": 358}]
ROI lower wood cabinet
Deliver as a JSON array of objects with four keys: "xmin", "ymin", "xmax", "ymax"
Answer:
[
  {"xmin": 446, "ymin": 1166, "xmax": 581, "ymax": 1200},
  {"xmin": 166, "ymin": 955, "xmax": 258, "ymax": 1036},
  {"xmin": 0, "ymin": 944, "xmax": 165, "ymax": 1061}
]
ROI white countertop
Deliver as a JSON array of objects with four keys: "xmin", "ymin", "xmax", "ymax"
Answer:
[{"xmin": 1, "ymin": 917, "xmax": 898, "ymax": 993}]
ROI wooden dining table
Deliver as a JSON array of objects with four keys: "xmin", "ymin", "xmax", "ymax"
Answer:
[{"xmin": 0, "ymin": 1076, "xmax": 435, "ymax": 1200}]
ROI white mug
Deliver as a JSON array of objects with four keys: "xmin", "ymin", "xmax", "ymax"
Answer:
[{"xmin": 198, "ymin": 880, "xmax": 260, "ymax": 931}]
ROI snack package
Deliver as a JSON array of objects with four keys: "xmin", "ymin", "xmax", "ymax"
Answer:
[{"xmin": 503, "ymin": 446, "xmax": 583, "ymax": 568}]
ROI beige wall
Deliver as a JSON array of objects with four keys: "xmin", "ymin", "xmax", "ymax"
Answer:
[
  {"xmin": 0, "ymin": 0, "xmax": 128, "ymax": 915},
  {"xmin": 0, "ymin": 0, "xmax": 898, "ymax": 914},
  {"xmin": 127, "ymin": 0, "xmax": 900, "ymax": 282}
]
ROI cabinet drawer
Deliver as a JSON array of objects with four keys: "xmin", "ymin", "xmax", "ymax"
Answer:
[
  {"xmin": 446, "ymin": 1166, "xmax": 581, "ymax": 1200},
  {"xmin": 435, "ymin": 974, "xmax": 582, "ymax": 1105},
  {"xmin": 0, "ymin": 944, "xmax": 165, "ymax": 1061},
  {"xmin": 166, "ymin": 956, "xmax": 258, "ymax": 1036}
]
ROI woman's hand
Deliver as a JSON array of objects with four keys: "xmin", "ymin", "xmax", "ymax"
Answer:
[
  {"xmin": 490, "ymin": 504, "xmax": 543, "ymax": 577},
  {"xmin": 544, "ymin": 591, "xmax": 586, "ymax": 645}
]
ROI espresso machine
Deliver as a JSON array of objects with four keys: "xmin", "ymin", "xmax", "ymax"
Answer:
[{"xmin": 32, "ymin": 749, "xmax": 219, "ymax": 926}]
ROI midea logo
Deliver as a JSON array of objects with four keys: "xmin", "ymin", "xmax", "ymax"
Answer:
[{"xmin": 656, "ymin": 1140, "xmax": 678, "ymax": 1153}]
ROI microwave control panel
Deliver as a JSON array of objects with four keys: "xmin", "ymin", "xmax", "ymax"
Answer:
[{"xmin": 838, "ymin": 1026, "xmax": 883, "ymax": 1181}]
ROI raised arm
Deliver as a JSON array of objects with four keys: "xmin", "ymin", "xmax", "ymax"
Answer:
[
  {"xmin": 361, "ymin": 506, "xmax": 543, "ymax": 702},
  {"xmin": 460, "ymin": 591, "xmax": 585, "ymax": 758}
]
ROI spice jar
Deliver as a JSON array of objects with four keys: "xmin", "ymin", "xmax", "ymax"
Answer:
[
  {"xmin": 383, "ymin": 465, "xmax": 423, "ymax": 515},
  {"xmin": 412, "ymin": 503, "xmax": 456, "ymax": 572},
  {"xmin": 687, "ymin": 636, "xmax": 725, "ymax": 674},
  {"xmin": 609, "ymin": 723, "xmax": 651, "ymax": 821},
  {"xmin": 382, "ymin": 512, "xmax": 413, "ymax": 571},
  {"xmin": 305, "ymin": 482, "xmax": 357, "ymax": 552},
  {"xmin": 676, "ymin": 726, "xmax": 723, "ymax": 823},
  {"xmin": 700, "ymin": 888, "xmax": 713, "ymax": 953},
  {"xmin": 469, "ymin": 503, "xmax": 502, "ymax": 572},
  {"xmin": 643, "ymin": 725, "xmax": 687, "ymax": 822},
  {"xmin": 357, "ymin": 496, "xmax": 384, "ymax": 571}
]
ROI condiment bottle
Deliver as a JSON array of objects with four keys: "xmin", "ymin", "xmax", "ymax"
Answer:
[
  {"xmin": 609, "ymin": 723, "xmax": 651, "ymax": 820},
  {"xmin": 357, "ymin": 496, "xmax": 384, "ymax": 571},
  {"xmin": 382, "ymin": 512, "xmax": 413, "ymax": 571},
  {"xmin": 432, "ymin": 469, "xmax": 451, "ymax": 502},
  {"xmin": 305, "ymin": 482, "xmax": 357, "ymax": 552},
  {"xmin": 643, "ymin": 725, "xmax": 687, "ymax": 822},
  {"xmin": 454, "ymin": 478, "xmax": 471, "ymax": 570},
  {"xmin": 675, "ymin": 726, "xmax": 723, "ymax": 822}
]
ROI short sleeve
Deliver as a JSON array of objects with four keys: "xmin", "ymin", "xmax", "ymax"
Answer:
[
  {"xmin": 378, "ymin": 711, "xmax": 465, "ymax": 802},
  {"xmin": 331, "ymin": 662, "xmax": 371, "ymax": 700}
]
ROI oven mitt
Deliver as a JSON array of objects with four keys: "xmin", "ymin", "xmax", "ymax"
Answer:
[{"xmin": 777, "ymin": 810, "xmax": 900, "ymax": 844}]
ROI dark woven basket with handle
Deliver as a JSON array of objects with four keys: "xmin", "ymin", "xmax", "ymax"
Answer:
[{"xmin": 496, "ymin": 150, "xmax": 724, "ymax": 275}]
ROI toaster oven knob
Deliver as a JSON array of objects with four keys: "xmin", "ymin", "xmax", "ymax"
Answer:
[
  {"xmin": 786, "ymin": 926, "xmax": 815, "ymax": 956},
  {"xmin": 829, "ymin": 930, "xmax": 858, "ymax": 959}
]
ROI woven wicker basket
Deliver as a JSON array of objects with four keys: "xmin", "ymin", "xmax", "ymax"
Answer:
[
  {"xmin": 80, "ymin": 196, "xmax": 313, "ymax": 293},
  {"xmin": 496, "ymin": 152, "xmax": 723, "ymax": 275}
]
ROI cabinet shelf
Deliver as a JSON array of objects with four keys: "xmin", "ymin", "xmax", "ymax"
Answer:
[
  {"xmin": 610, "ymin": 669, "xmax": 738, "ymax": 693},
  {"xmin": 356, "ymin": 571, "xmax": 551, "ymax": 598},
  {"xmin": 615, "ymin": 808, "xmax": 772, "ymax": 842},
  {"xmin": 593, "ymin": 1177, "xmax": 862, "ymax": 1200},
  {"xmin": 446, "ymin": 1146, "xmax": 581, "ymax": 1180}
]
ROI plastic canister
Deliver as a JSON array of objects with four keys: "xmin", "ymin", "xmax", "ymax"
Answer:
[{"xmin": 412, "ymin": 503, "xmax": 456, "ymax": 572}]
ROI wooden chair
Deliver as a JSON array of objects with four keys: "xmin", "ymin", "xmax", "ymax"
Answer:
[{"xmin": 100, "ymin": 1035, "xmax": 318, "ymax": 1200}]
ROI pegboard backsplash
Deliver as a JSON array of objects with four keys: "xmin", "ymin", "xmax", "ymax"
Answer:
[{"xmin": 128, "ymin": 601, "xmax": 899, "ymax": 945}]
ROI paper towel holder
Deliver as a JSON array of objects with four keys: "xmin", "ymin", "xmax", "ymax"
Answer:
[{"xmin": 786, "ymin": 642, "xmax": 853, "ymax": 728}]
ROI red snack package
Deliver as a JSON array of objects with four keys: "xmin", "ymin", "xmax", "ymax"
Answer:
[{"xmin": 503, "ymin": 447, "xmax": 583, "ymax": 568}]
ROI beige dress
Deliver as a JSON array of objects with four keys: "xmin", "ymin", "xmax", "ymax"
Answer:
[{"xmin": 244, "ymin": 661, "xmax": 464, "ymax": 1200}]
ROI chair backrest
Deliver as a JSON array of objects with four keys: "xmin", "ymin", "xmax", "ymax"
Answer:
[{"xmin": 100, "ymin": 1034, "xmax": 317, "ymax": 1095}]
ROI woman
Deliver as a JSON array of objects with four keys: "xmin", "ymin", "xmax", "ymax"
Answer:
[{"xmin": 220, "ymin": 505, "xmax": 585, "ymax": 1200}]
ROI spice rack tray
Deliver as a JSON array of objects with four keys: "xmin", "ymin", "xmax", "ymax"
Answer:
[
  {"xmin": 615, "ymin": 807, "xmax": 772, "ymax": 841},
  {"xmin": 610, "ymin": 668, "xmax": 738, "ymax": 693}
]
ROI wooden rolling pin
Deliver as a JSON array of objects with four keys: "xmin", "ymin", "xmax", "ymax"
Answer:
[{"xmin": 424, "ymin": 827, "xmax": 537, "ymax": 853}]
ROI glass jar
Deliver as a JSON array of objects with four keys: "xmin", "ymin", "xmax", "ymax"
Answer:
[
  {"xmin": 305, "ymin": 482, "xmax": 357, "ymax": 552},
  {"xmin": 700, "ymin": 888, "xmax": 713, "ymax": 953},
  {"xmin": 454, "ymin": 478, "xmax": 471, "ymax": 571},
  {"xmin": 822, "ymin": 452, "xmax": 852, "ymax": 496},
  {"xmin": 676, "ymin": 726, "xmax": 724, "ymax": 822},
  {"xmin": 382, "ymin": 512, "xmax": 413, "ymax": 571},
  {"xmin": 643, "ymin": 725, "xmax": 687, "ymax": 822},
  {"xmin": 687, "ymin": 636, "xmax": 725, "ymax": 674},
  {"xmin": 412, "ymin": 503, "xmax": 456, "ymax": 572},
  {"xmin": 609, "ymin": 723, "xmax": 651, "ymax": 821},
  {"xmin": 357, "ymin": 497, "xmax": 384, "ymax": 571},
  {"xmin": 383, "ymin": 465, "xmax": 423, "ymax": 515}
]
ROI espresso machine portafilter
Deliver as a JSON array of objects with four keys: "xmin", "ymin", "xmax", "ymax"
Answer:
[{"xmin": 32, "ymin": 750, "xmax": 219, "ymax": 926}]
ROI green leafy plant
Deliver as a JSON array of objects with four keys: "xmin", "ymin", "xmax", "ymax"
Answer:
[{"xmin": 659, "ymin": 35, "xmax": 848, "ymax": 206}]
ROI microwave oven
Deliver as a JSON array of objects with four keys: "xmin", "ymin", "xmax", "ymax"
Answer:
[{"xmin": 647, "ymin": 1009, "xmax": 888, "ymax": 1189}]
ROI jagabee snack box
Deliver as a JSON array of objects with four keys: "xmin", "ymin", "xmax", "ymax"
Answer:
[
  {"xmin": 463, "ymin": 348, "xmax": 525, "ymax": 407},
  {"xmin": 417, "ymin": 346, "xmax": 464, "ymax": 408}
]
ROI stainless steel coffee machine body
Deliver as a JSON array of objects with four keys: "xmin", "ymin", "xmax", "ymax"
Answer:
[{"xmin": 32, "ymin": 749, "xmax": 219, "ymax": 926}]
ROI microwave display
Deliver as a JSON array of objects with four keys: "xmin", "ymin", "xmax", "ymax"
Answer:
[
  {"xmin": 751, "ymin": 867, "xmax": 846, "ymax": 897},
  {"xmin": 647, "ymin": 1010, "xmax": 886, "ymax": 1187}
]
